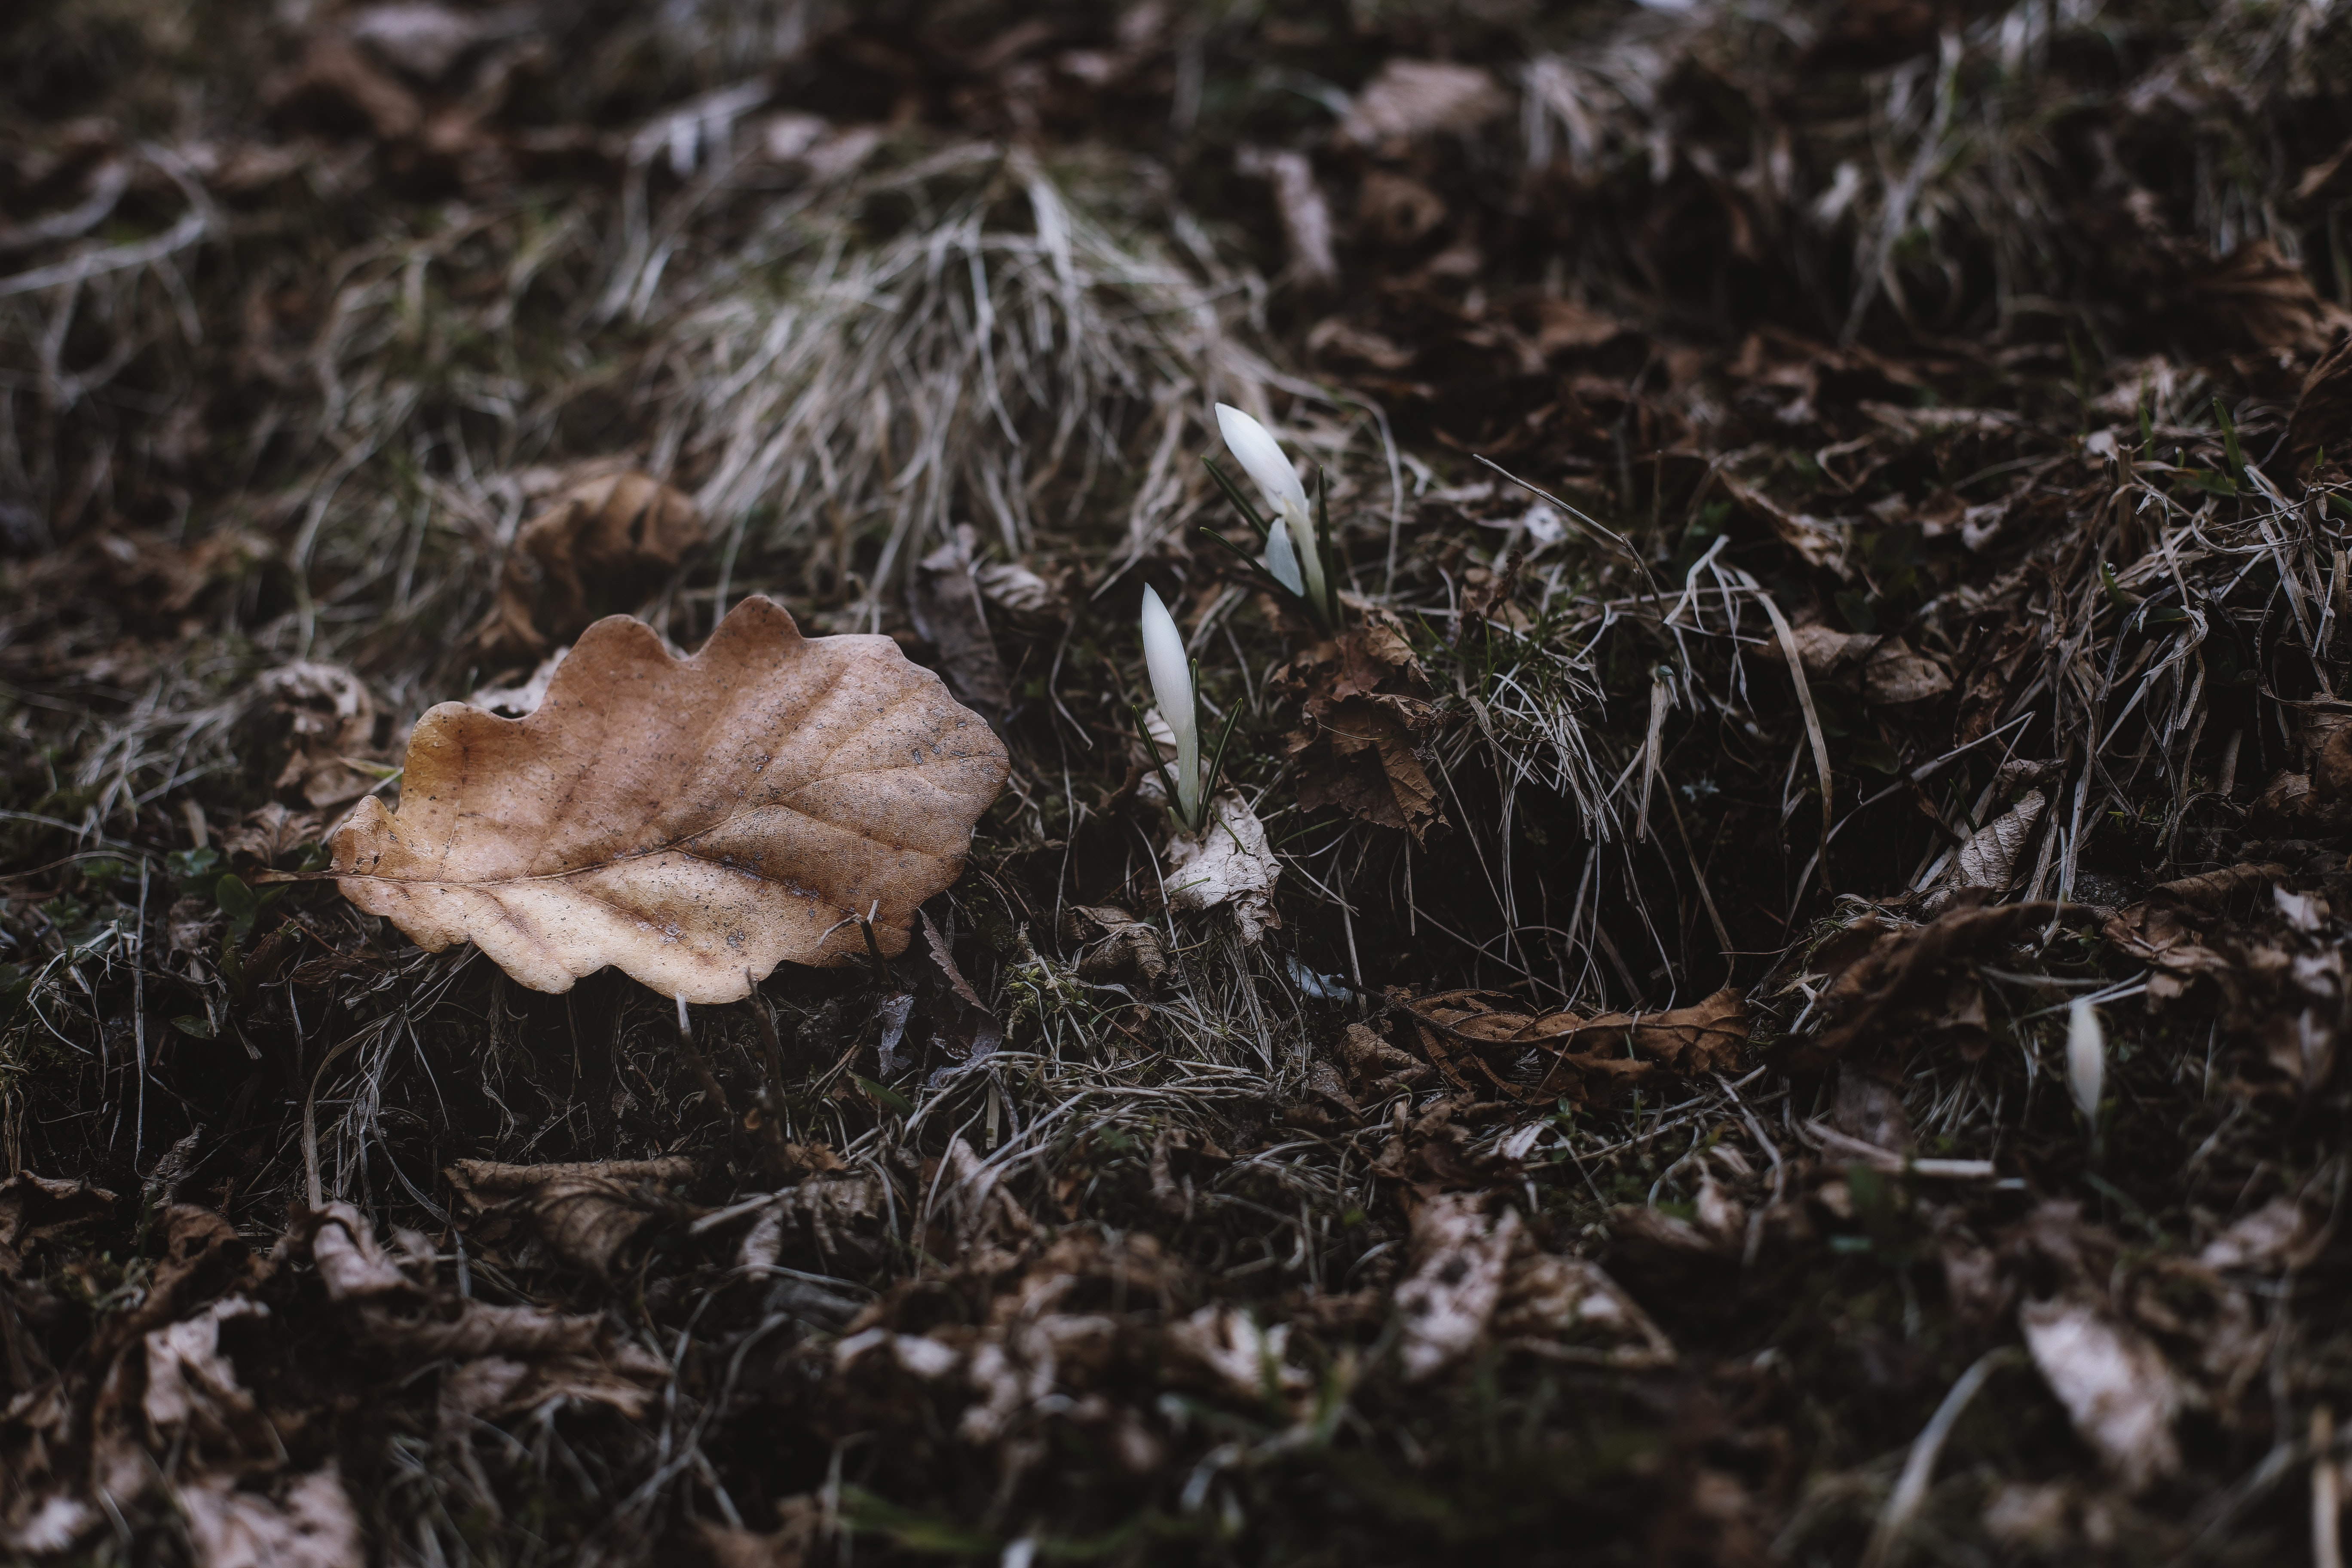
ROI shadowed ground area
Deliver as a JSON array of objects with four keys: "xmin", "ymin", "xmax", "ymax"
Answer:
[{"xmin": 4, "ymin": 1, "xmax": 2352, "ymax": 1563}]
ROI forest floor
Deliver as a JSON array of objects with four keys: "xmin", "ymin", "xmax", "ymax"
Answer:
[{"xmin": 6, "ymin": 1, "xmax": 2352, "ymax": 1564}]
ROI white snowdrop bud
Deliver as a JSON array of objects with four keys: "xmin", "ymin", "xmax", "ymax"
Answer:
[
  {"xmin": 2067, "ymin": 997, "xmax": 2104, "ymax": 1126},
  {"xmin": 1216, "ymin": 402, "xmax": 1325, "ymax": 610},
  {"xmin": 1139, "ymin": 585, "xmax": 1200, "ymax": 825}
]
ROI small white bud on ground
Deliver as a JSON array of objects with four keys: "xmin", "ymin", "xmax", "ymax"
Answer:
[
  {"xmin": 2067, "ymin": 997, "xmax": 2104, "ymax": 1126},
  {"xmin": 1139, "ymin": 585, "xmax": 1200, "ymax": 825}
]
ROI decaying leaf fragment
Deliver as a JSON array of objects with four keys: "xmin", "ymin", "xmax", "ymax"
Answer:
[
  {"xmin": 1338, "ymin": 59, "xmax": 1509, "ymax": 145},
  {"xmin": 447, "ymin": 1157, "xmax": 698, "ymax": 1277},
  {"xmin": 1163, "ymin": 792, "xmax": 1283, "ymax": 943},
  {"xmin": 0, "ymin": 1172, "xmax": 114, "ymax": 1280},
  {"xmin": 1494, "ymin": 1252, "xmax": 1676, "ymax": 1368},
  {"xmin": 906, "ymin": 524, "xmax": 1010, "ymax": 719},
  {"xmin": 1394, "ymin": 1192, "xmax": 1519, "ymax": 1380},
  {"xmin": 294, "ymin": 1203, "xmax": 668, "ymax": 1418},
  {"xmin": 1787, "ymin": 900, "xmax": 2058, "ymax": 1070},
  {"xmin": 1397, "ymin": 986, "xmax": 1750, "ymax": 1105},
  {"xmin": 474, "ymin": 470, "xmax": 705, "ymax": 666},
  {"xmin": 1274, "ymin": 620, "xmax": 1448, "ymax": 842},
  {"xmin": 249, "ymin": 661, "xmax": 390, "ymax": 808},
  {"xmin": 1060, "ymin": 904, "xmax": 1167, "ymax": 986},
  {"xmin": 2019, "ymin": 1297, "xmax": 2183, "ymax": 1491},
  {"xmin": 1756, "ymin": 622, "xmax": 1951, "ymax": 707},
  {"xmin": 2099, "ymin": 864, "xmax": 2343, "ymax": 1084},
  {"xmin": 330, "ymin": 596, "xmax": 1009, "ymax": 1003},
  {"xmin": 179, "ymin": 1464, "xmax": 364, "ymax": 1568}
]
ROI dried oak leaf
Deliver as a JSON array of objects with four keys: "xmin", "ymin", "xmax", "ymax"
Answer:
[
  {"xmin": 474, "ymin": 470, "xmax": 705, "ymax": 667},
  {"xmin": 329, "ymin": 596, "xmax": 1009, "ymax": 1003},
  {"xmin": 1274, "ymin": 621, "xmax": 1448, "ymax": 842}
]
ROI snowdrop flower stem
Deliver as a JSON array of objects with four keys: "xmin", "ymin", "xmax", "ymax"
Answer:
[
  {"xmin": 1205, "ymin": 403, "xmax": 1340, "ymax": 631},
  {"xmin": 1137, "ymin": 585, "xmax": 1242, "ymax": 836}
]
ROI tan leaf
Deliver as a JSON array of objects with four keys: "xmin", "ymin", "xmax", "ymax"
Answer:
[
  {"xmin": 221, "ymin": 802, "xmax": 324, "ymax": 867},
  {"xmin": 330, "ymin": 596, "xmax": 1008, "ymax": 1003},
  {"xmin": 1718, "ymin": 473, "xmax": 1846, "ymax": 573},
  {"xmin": 1788, "ymin": 901, "xmax": 2057, "ymax": 1070},
  {"xmin": 1756, "ymin": 622, "xmax": 1870, "ymax": 677},
  {"xmin": 1061, "ymin": 905, "xmax": 1168, "ymax": 986},
  {"xmin": 1952, "ymin": 788, "xmax": 2043, "ymax": 893},
  {"xmin": 142, "ymin": 1296, "xmax": 268, "ymax": 1442},
  {"xmin": 1274, "ymin": 624, "xmax": 1447, "ymax": 842},
  {"xmin": 473, "ymin": 470, "xmax": 705, "ymax": 666}
]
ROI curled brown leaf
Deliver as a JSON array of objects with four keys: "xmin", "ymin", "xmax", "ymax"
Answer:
[
  {"xmin": 446, "ymin": 1157, "xmax": 699, "ymax": 1277},
  {"xmin": 473, "ymin": 470, "xmax": 705, "ymax": 666}
]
